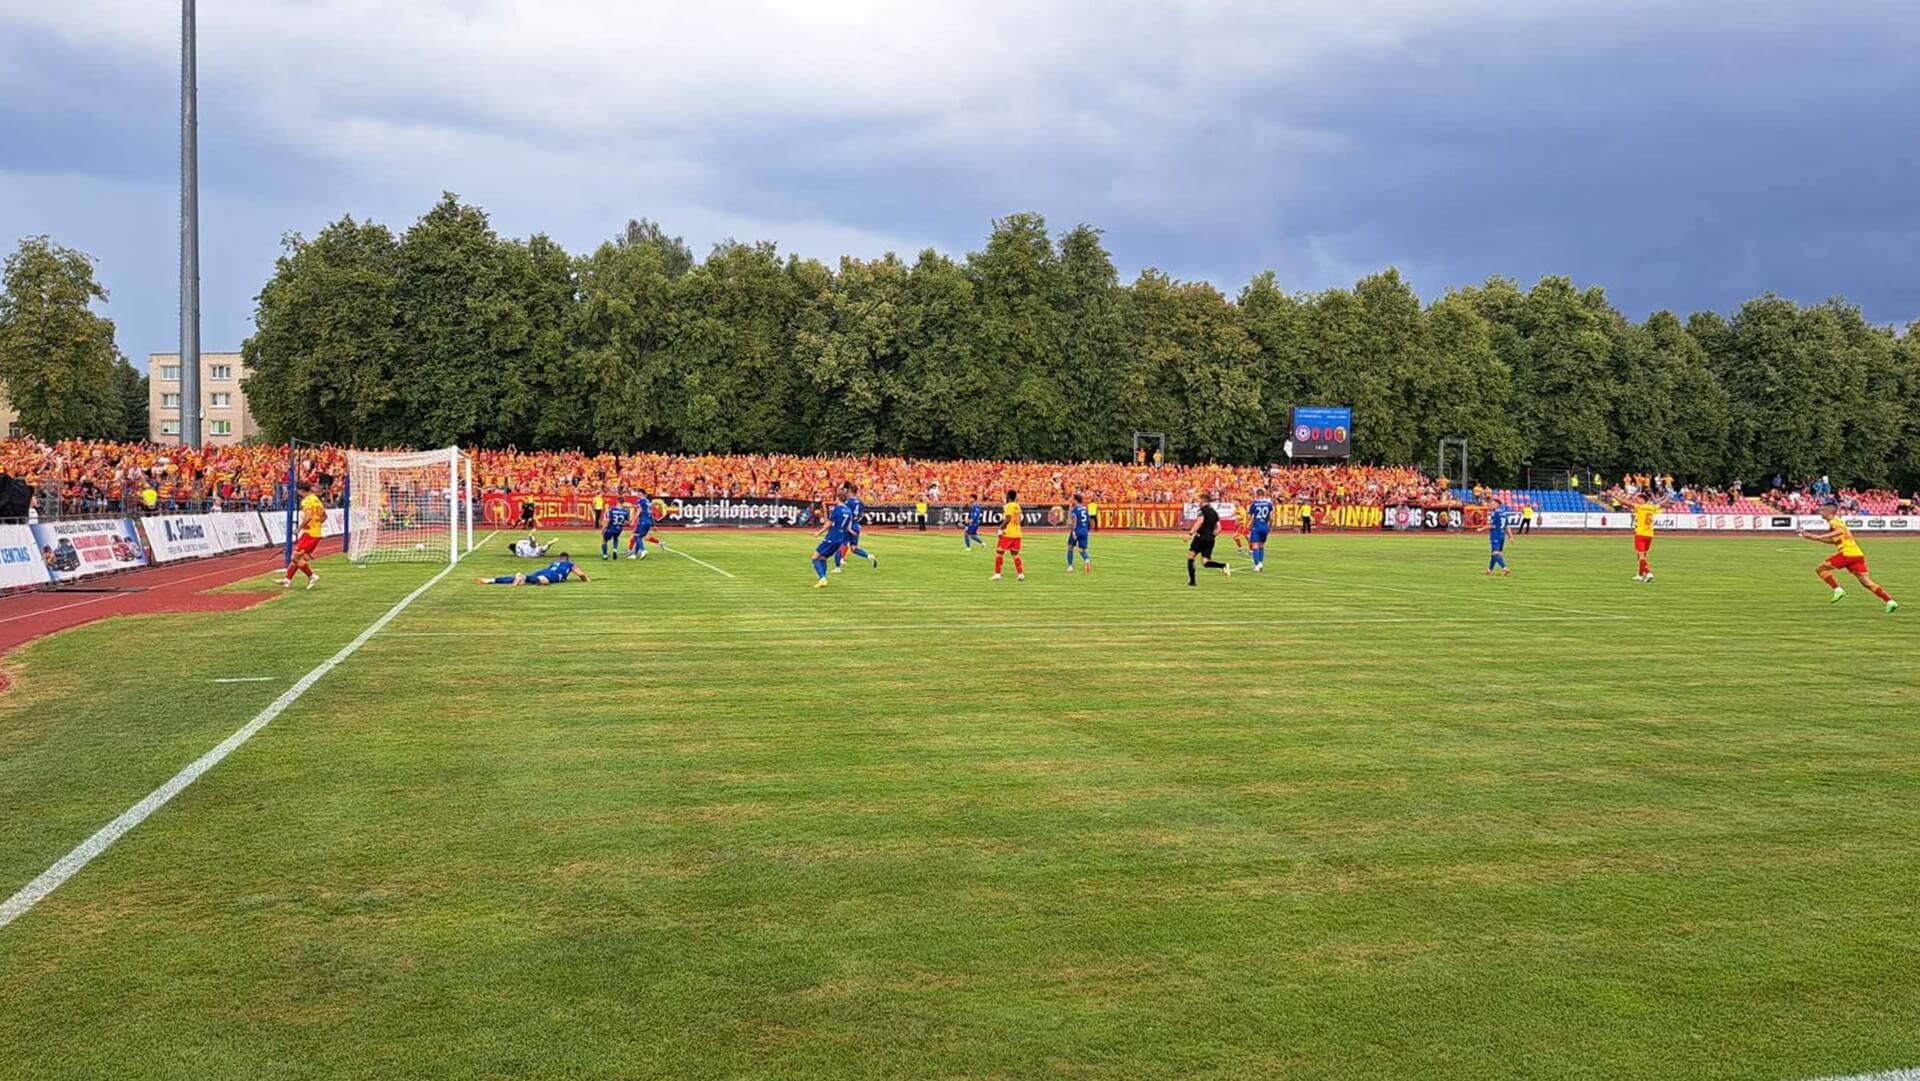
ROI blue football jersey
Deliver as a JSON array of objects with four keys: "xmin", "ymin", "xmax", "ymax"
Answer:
[{"xmin": 606, "ymin": 505, "xmax": 631, "ymax": 529}]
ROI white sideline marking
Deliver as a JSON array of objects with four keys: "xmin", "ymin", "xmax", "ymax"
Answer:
[
  {"xmin": 0, "ymin": 561, "xmax": 460, "ymax": 932},
  {"xmin": 210, "ymin": 677, "xmax": 276, "ymax": 684},
  {"xmin": 663, "ymin": 546, "xmax": 735, "ymax": 578},
  {"xmin": 1802, "ymin": 1070, "xmax": 1920, "ymax": 1081}
]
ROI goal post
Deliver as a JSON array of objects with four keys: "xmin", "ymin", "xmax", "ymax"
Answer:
[{"xmin": 345, "ymin": 447, "xmax": 473, "ymax": 564}]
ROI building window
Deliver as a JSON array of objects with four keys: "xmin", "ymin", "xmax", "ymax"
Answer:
[
  {"xmin": 211, "ymin": 392, "xmax": 232, "ymax": 408},
  {"xmin": 161, "ymin": 420, "xmax": 181, "ymax": 436},
  {"xmin": 210, "ymin": 364, "xmax": 233, "ymax": 380},
  {"xmin": 162, "ymin": 392, "xmax": 181, "ymax": 409},
  {"xmin": 211, "ymin": 420, "xmax": 232, "ymax": 436},
  {"xmin": 160, "ymin": 365, "xmax": 181, "ymax": 381},
  {"xmin": 6, "ymin": 423, "xmax": 18, "ymax": 438}
]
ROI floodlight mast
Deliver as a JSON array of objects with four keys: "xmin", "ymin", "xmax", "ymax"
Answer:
[{"xmin": 179, "ymin": 0, "xmax": 202, "ymax": 447}]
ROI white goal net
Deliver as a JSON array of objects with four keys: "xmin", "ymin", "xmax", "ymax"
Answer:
[{"xmin": 346, "ymin": 447, "xmax": 473, "ymax": 564}]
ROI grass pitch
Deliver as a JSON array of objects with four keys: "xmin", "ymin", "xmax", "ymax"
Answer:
[{"xmin": 1, "ymin": 528, "xmax": 1916, "ymax": 1081}]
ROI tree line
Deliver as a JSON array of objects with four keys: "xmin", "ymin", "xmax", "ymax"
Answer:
[
  {"xmin": 0, "ymin": 237, "xmax": 149, "ymax": 443},
  {"xmin": 7, "ymin": 196, "xmax": 1918, "ymax": 489}
]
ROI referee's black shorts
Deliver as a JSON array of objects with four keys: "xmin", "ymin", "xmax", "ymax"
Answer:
[{"xmin": 1190, "ymin": 533, "xmax": 1216, "ymax": 559}]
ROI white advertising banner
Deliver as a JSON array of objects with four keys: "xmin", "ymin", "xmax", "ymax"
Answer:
[
  {"xmin": 144, "ymin": 514, "xmax": 225, "ymax": 563},
  {"xmin": 264, "ymin": 507, "xmax": 343, "ymax": 545},
  {"xmin": 0, "ymin": 524, "xmax": 52, "ymax": 588},
  {"xmin": 209, "ymin": 511, "xmax": 271, "ymax": 551},
  {"xmin": 1842, "ymin": 514, "xmax": 1920, "ymax": 532},
  {"xmin": 1530, "ymin": 511, "xmax": 1920, "ymax": 532},
  {"xmin": 29, "ymin": 519, "xmax": 148, "ymax": 581}
]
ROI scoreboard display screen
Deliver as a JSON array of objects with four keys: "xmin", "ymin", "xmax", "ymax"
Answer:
[{"xmin": 1289, "ymin": 406, "xmax": 1353, "ymax": 458}]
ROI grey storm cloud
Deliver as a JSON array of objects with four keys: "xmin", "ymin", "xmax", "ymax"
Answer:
[{"xmin": 1, "ymin": 0, "xmax": 1916, "ymax": 365}]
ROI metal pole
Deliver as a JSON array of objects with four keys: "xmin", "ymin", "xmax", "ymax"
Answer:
[
  {"xmin": 179, "ymin": 0, "xmax": 202, "ymax": 447},
  {"xmin": 463, "ymin": 455, "xmax": 473, "ymax": 554},
  {"xmin": 282, "ymin": 438, "xmax": 297, "ymax": 566},
  {"xmin": 447, "ymin": 448, "xmax": 458, "ymax": 565}
]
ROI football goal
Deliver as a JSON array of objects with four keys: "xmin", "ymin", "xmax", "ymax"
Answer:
[{"xmin": 345, "ymin": 447, "xmax": 474, "ymax": 564}]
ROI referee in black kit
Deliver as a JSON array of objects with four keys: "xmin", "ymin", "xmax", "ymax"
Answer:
[{"xmin": 1187, "ymin": 492, "xmax": 1233, "ymax": 586}]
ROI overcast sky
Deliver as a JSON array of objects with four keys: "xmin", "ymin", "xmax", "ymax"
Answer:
[{"xmin": 2, "ymin": 0, "xmax": 1916, "ymax": 365}]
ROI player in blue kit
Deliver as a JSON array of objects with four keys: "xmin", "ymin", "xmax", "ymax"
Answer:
[
  {"xmin": 627, "ymin": 493, "xmax": 666, "ymax": 559},
  {"xmin": 1065, "ymin": 492, "xmax": 1092, "ymax": 572},
  {"xmin": 810, "ymin": 485, "xmax": 856, "ymax": 587},
  {"xmin": 833, "ymin": 484, "xmax": 877, "ymax": 572},
  {"xmin": 1486, "ymin": 502, "xmax": 1514, "ymax": 576},
  {"xmin": 477, "ymin": 553, "xmax": 589, "ymax": 586},
  {"xmin": 963, "ymin": 495, "xmax": 985, "ymax": 550},
  {"xmin": 600, "ymin": 501, "xmax": 631, "ymax": 559},
  {"xmin": 1244, "ymin": 487, "xmax": 1275, "ymax": 572}
]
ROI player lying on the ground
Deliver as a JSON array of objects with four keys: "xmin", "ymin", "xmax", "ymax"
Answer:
[
  {"xmin": 477, "ymin": 553, "xmax": 589, "ymax": 586},
  {"xmin": 511, "ymin": 531, "xmax": 555, "ymax": 558},
  {"xmin": 1799, "ymin": 507, "xmax": 1897, "ymax": 612}
]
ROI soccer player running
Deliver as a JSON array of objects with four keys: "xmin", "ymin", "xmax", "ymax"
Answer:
[
  {"xmin": 1629, "ymin": 493, "xmax": 1660, "ymax": 582},
  {"xmin": 833, "ymin": 483, "xmax": 877, "ymax": 573},
  {"xmin": 1066, "ymin": 492, "xmax": 1092, "ymax": 573},
  {"xmin": 1801, "ymin": 506, "xmax": 1897, "ymax": 612},
  {"xmin": 627, "ymin": 492, "xmax": 666, "ymax": 559},
  {"xmin": 810, "ymin": 485, "xmax": 856, "ymax": 588},
  {"xmin": 1187, "ymin": 492, "xmax": 1232, "ymax": 586},
  {"xmin": 1244, "ymin": 486, "xmax": 1275, "ymax": 572},
  {"xmin": 1485, "ymin": 501, "xmax": 1514, "ymax": 576},
  {"xmin": 992, "ymin": 488, "xmax": 1025, "ymax": 581},
  {"xmin": 276, "ymin": 480, "xmax": 325, "ymax": 590},
  {"xmin": 963, "ymin": 495, "xmax": 985, "ymax": 551},
  {"xmin": 478, "ymin": 552, "xmax": 589, "ymax": 586},
  {"xmin": 600, "ymin": 500, "xmax": 631, "ymax": 559}
]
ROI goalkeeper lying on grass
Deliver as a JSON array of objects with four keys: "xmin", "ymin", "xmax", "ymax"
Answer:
[
  {"xmin": 510, "ymin": 531, "xmax": 555, "ymax": 558},
  {"xmin": 477, "ymin": 553, "xmax": 589, "ymax": 587}
]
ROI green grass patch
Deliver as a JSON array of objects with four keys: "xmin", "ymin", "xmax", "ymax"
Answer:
[{"xmin": 1, "ymin": 530, "xmax": 1916, "ymax": 1080}]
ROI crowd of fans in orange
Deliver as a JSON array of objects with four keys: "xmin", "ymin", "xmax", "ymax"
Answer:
[
  {"xmin": 9, "ymin": 437, "xmax": 1914, "ymax": 522},
  {"xmin": 471, "ymin": 451, "xmax": 1451, "ymax": 508},
  {"xmin": 0, "ymin": 439, "xmax": 348, "ymax": 516},
  {"xmin": 0, "ymin": 439, "xmax": 1458, "ymax": 518}
]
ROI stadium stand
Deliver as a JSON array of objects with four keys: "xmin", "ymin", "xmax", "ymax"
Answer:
[
  {"xmin": 10, "ymin": 438, "xmax": 1906, "ymax": 522},
  {"xmin": 1452, "ymin": 488, "xmax": 1607, "ymax": 513}
]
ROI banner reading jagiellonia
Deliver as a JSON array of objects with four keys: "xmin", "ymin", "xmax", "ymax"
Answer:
[{"xmin": 482, "ymin": 492, "xmax": 1191, "ymax": 530}]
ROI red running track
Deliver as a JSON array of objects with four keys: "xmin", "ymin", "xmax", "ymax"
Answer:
[{"xmin": 0, "ymin": 539, "xmax": 342, "ymax": 681}]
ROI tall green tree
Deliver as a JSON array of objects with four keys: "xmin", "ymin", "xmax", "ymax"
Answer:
[
  {"xmin": 390, "ymin": 193, "xmax": 524, "ymax": 447},
  {"xmin": 894, "ymin": 250, "xmax": 987, "ymax": 458},
  {"xmin": 1239, "ymin": 273, "xmax": 1310, "ymax": 462},
  {"xmin": 0, "ymin": 236, "xmax": 125, "ymax": 439},
  {"xmin": 113, "ymin": 358, "xmax": 149, "ymax": 442},
  {"xmin": 966, "ymin": 214, "xmax": 1067, "ymax": 458},
  {"xmin": 574, "ymin": 228, "xmax": 682, "ymax": 453},
  {"xmin": 243, "ymin": 217, "xmax": 401, "ymax": 444},
  {"xmin": 1420, "ymin": 292, "xmax": 1528, "ymax": 483}
]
